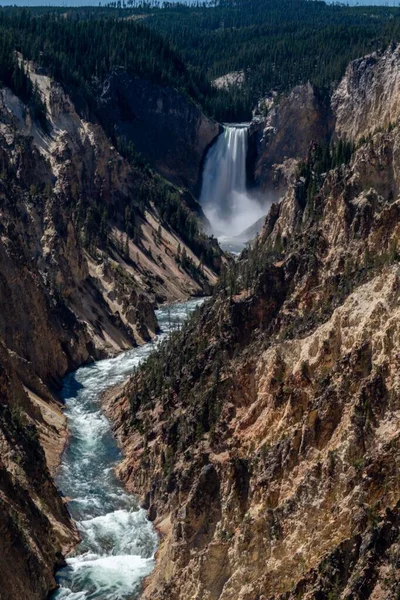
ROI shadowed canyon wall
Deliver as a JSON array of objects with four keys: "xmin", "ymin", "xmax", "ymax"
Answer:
[{"xmin": 0, "ymin": 58, "xmax": 222, "ymax": 599}]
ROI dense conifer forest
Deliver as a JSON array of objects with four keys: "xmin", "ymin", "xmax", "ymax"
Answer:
[
  {"xmin": 1, "ymin": 1, "xmax": 400, "ymax": 121},
  {"xmin": 144, "ymin": 0, "xmax": 400, "ymax": 119}
]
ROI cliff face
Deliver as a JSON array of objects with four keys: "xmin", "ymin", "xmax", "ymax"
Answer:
[
  {"xmin": 106, "ymin": 48, "xmax": 400, "ymax": 600},
  {"xmin": 248, "ymin": 83, "xmax": 333, "ymax": 199},
  {"xmin": 248, "ymin": 44, "xmax": 400, "ymax": 203},
  {"xmin": 98, "ymin": 69, "xmax": 221, "ymax": 196},
  {"xmin": 0, "ymin": 342, "xmax": 78, "ymax": 600},
  {"xmin": 0, "ymin": 59, "xmax": 223, "ymax": 598},
  {"xmin": 0, "ymin": 62, "xmax": 222, "ymax": 383},
  {"xmin": 332, "ymin": 44, "xmax": 400, "ymax": 142}
]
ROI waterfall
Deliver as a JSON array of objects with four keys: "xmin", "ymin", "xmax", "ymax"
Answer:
[{"xmin": 200, "ymin": 124, "xmax": 267, "ymax": 246}]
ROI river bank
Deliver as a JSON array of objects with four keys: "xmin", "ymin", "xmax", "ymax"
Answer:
[{"xmin": 49, "ymin": 298, "xmax": 204, "ymax": 600}]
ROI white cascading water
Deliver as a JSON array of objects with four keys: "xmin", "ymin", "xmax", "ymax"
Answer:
[
  {"xmin": 200, "ymin": 124, "xmax": 267, "ymax": 247},
  {"xmin": 51, "ymin": 299, "xmax": 204, "ymax": 600}
]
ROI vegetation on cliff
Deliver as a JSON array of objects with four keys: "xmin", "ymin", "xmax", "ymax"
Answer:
[
  {"xmin": 110, "ymin": 86, "xmax": 400, "ymax": 599},
  {"xmin": 4, "ymin": 1, "xmax": 400, "ymax": 121},
  {"xmin": 0, "ymin": 9, "xmax": 228, "ymax": 122}
]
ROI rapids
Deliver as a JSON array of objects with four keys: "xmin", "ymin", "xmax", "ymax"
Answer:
[{"xmin": 51, "ymin": 298, "xmax": 204, "ymax": 600}]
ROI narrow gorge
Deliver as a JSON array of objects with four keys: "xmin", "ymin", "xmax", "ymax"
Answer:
[
  {"xmin": 52, "ymin": 300, "xmax": 203, "ymax": 600},
  {"xmin": 1, "ymin": 5, "xmax": 400, "ymax": 600},
  {"xmin": 106, "ymin": 44, "xmax": 400, "ymax": 600}
]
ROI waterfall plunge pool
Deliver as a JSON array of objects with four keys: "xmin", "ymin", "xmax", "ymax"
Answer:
[{"xmin": 51, "ymin": 298, "xmax": 204, "ymax": 600}]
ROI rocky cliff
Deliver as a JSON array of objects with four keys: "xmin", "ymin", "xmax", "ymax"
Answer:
[
  {"xmin": 248, "ymin": 83, "xmax": 333, "ymax": 199},
  {"xmin": 333, "ymin": 43, "xmax": 400, "ymax": 142},
  {"xmin": 0, "ymin": 57, "xmax": 223, "ymax": 598},
  {"xmin": 98, "ymin": 69, "xmax": 221, "ymax": 196},
  {"xmin": 0, "ymin": 342, "xmax": 78, "ymax": 600},
  {"xmin": 249, "ymin": 44, "xmax": 400, "ymax": 204},
  {"xmin": 0, "ymin": 66, "xmax": 220, "ymax": 389},
  {"xmin": 106, "ymin": 46, "xmax": 400, "ymax": 600}
]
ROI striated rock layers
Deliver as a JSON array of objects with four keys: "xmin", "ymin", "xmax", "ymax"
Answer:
[
  {"xmin": 0, "ymin": 60, "xmax": 222, "ymax": 598},
  {"xmin": 106, "ymin": 47, "xmax": 400, "ymax": 600}
]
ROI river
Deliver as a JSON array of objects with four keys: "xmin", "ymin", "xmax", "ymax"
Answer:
[{"xmin": 51, "ymin": 298, "xmax": 204, "ymax": 600}]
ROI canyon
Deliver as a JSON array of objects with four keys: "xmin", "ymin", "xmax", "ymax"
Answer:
[
  {"xmin": 0, "ymin": 55, "xmax": 221, "ymax": 599},
  {"xmin": 105, "ymin": 45, "xmax": 400, "ymax": 600},
  {"xmin": 1, "ymin": 23, "xmax": 400, "ymax": 600}
]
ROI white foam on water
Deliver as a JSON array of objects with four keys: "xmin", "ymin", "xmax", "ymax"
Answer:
[
  {"xmin": 64, "ymin": 553, "xmax": 154, "ymax": 599},
  {"xmin": 52, "ymin": 298, "xmax": 204, "ymax": 599},
  {"xmin": 200, "ymin": 124, "xmax": 268, "ymax": 244},
  {"xmin": 78, "ymin": 509, "xmax": 157, "ymax": 556}
]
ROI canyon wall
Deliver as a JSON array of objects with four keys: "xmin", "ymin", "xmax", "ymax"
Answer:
[
  {"xmin": 107, "ymin": 45, "xmax": 400, "ymax": 600},
  {"xmin": 0, "ymin": 342, "xmax": 78, "ymax": 600},
  {"xmin": 249, "ymin": 44, "xmax": 400, "ymax": 205},
  {"xmin": 0, "ymin": 60, "xmax": 222, "ymax": 598},
  {"xmin": 98, "ymin": 69, "xmax": 221, "ymax": 196},
  {"xmin": 248, "ymin": 83, "xmax": 333, "ymax": 199},
  {"xmin": 333, "ymin": 43, "xmax": 400, "ymax": 142}
]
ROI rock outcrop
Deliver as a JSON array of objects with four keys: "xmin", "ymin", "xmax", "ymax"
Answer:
[
  {"xmin": 106, "ymin": 53, "xmax": 400, "ymax": 600},
  {"xmin": 333, "ymin": 43, "xmax": 400, "ymax": 142},
  {"xmin": 98, "ymin": 69, "xmax": 221, "ymax": 196},
  {"xmin": 0, "ymin": 61, "xmax": 222, "ymax": 379},
  {"xmin": 0, "ymin": 342, "xmax": 78, "ymax": 600},
  {"xmin": 248, "ymin": 83, "xmax": 333, "ymax": 199},
  {"xmin": 249, "ymin": 44, "xmax": 400, "ymax": 205}
]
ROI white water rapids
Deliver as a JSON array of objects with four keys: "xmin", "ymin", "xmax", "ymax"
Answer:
[
  {"xmin": 51, "ymin": 298, "xmax": 204, "ymax": 600},
  {"xmin": 200, "ymin": 124, "xmax": 267, "ymax": 250}
]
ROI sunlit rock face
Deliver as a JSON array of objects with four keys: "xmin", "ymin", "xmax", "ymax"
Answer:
[
  {"xmin": 106, "ymin": 47, "xmax": 400, "ymax": 600},
  {"xmin": 333, "ymin": 43, "xmax": 400, "ymax": 143}
]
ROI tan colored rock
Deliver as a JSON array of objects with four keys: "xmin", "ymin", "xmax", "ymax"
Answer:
[
  {"xmin": 333, "ymin": 43, "xmax": 400, "ymax": 142},
  {"xmin": 106, "ymin": 118, "xmax": 400, "ymax": 600}
]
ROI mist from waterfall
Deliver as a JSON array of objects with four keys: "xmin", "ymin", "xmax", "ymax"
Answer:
[{"xmin": 200, "ymin": 124, "xmax": 267, "ymax": 246}]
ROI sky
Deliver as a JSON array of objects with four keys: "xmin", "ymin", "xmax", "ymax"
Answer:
[{"xmin": 0, "ymin": 0, "xmax": 399, "ymax": 6}]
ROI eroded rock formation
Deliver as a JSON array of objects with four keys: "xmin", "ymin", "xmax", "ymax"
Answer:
[
  {"xmin": 0, "ymin": 59, "xmax": 222, "ymax": 598},
  {"xmin": 333, "ymin": 43, "xmax": 400, "ymax": 142},
  {"xmin": 106, "ymin": 46, "xmax": 400, "ymax": 600},
  {"xmin": 0, "ymin": 342, "xmax": 78, "ymax": 600}
]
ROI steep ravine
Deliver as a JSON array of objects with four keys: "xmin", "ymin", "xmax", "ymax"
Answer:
[
  {"xmin": 106, "ymin": 45, "xmax": 400, "ymax": 600},
  {"xmin": 0, "ymin": 56, "xmax": 222, "ymax": 598},
  {"xmin": 51, "ymin": 299, "xmax": 203, "ymax": 600},
  {"xmin": 4, "ymin": 40, "xmax": 400, "ymax": 600}
]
